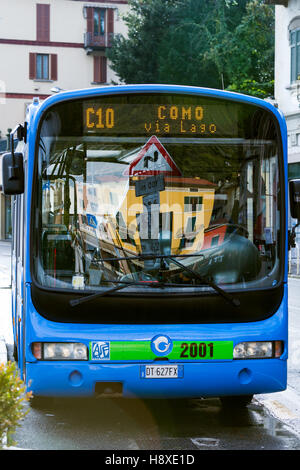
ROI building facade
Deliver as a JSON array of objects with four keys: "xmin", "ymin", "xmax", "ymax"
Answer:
[
  {"xmin": 0, "ymin": 0, "xmax": 129, "ymax": 239},
  {"xmin": 267, "ymin": 0, "xmax": 300, "ymax": 273}
]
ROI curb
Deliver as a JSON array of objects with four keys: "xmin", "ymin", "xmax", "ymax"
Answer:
[
  {"xmin": 3, "ymin": 445, "xmax": 29, "ymax": 450},
  {"xmin": 255, "ymin": 387, "xmax": 300, "ymax": 439}
]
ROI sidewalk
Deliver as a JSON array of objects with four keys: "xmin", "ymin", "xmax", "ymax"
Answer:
[
  {"xmin": 0, "ymin": 335, "xmax": 7, "ymax": 363},
  {"xmin": 0, "ymin": 240, "xmax": 12, "ymax": 364},
  {"xmin": 0, "ymin": 288, "xmax": 13, "ymax": 364}
]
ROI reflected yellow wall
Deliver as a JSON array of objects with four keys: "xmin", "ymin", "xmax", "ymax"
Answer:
[
  {"xmin": 76, "ymin": 177, "xmax": 216, "ymax": 256},
  {"xmin": 112, "ymin": 178, "xmax": 216, "ymax": 255}
]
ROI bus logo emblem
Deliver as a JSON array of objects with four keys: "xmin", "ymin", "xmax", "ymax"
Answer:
[
  {"xmin": 91, "ymin": 341, "xmax": 110, "ymax": 360},
  {"xmin": 151, "ymin": 335, "xmax": 173, "ymax": 356}
]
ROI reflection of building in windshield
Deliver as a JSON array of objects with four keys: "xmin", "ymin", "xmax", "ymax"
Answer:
[{"xmin": 76, "ymin": 174, "xmax": 217, "ymax": 265}]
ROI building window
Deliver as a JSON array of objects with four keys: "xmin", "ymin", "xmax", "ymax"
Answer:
[
  {"xmin": 288, "ymin": 162, "xmax": 300, "ymax": 180},
  {"xmin": 94, "ymin": 8, "xmax": 106, "ymax": 36},
  {"xmin": 29, "ymin": 53, "xmax": 57, "ymax": 81},
  {"xmin": 289, "ymin": 18, "xmax": 300, "ymax": 83},
  {"xmin": 184, "ymin": 196, "xmax": 203, "ymax": 212},
  {"xmin": 86, "ymin": 7, "xmax": 114, "ymax": 44},
  {"xmin": 36, "ymin": 54, "xmax": 49, "ymax": 80},
  {"xmin": 290, "ymin": 29, "xmax": 300, "ymax": 82},
  {"xmin": 211, "ymin": 235, "xmax": 220, "ymax": 247}
]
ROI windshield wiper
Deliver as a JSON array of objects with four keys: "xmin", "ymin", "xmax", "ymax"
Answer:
[
  {"xmin": 70, "ymin": 279, "xmax": 171, "ymax": 307},
  {"xmin": 70, "ymin": 282, "xmax": 132, "ymax": 307},
  {"xmin": 70, "ymin": 252, "xmax": 240, "ymax": 308},
  {"xmin": 165, "ymin": 255, "xmax": 240, "ymax": 307},
  {"xmin": 132, "ymin": 253, "xmax": 240, "ymax": 307},
  {"xmin": 98, "ymin": 253, "xmax": 204, "ymax": 263},
  {"xmin": 100, "ymin": 252, "xmax": 239, "ymax": 306}
]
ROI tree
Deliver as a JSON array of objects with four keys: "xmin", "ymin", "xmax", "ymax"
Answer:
[
  {"xmin": 157, "ymin": 0, "xmax": 226, "ymax": 88},
  {"xmin": 224, "ymin": 0, "xmax": 275, "ymax": 97},
  {"xmin": 107, "ymin": 0, "xmax": 275, "ymax": 98},
  {"xmin": 107, "ymin": 0, "xmax": 182, "ymax": 84}
]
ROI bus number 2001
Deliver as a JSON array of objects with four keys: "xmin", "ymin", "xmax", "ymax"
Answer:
[{"xmin": 180, "ymin": 342, "xmax": 214, "ymax": 358}]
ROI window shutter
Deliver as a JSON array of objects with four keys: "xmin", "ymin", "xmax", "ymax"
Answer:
[
  {"xmin": 101, "ymin": 56, "xmax": 107, "ymax": 83},
  {"xmin": 37, "ymin": 4, "xmax": 50, "ymax": 42},
  {"xmin": 94, "ymin": 56, "xmax": 100, "ymax": 83},
  {"xmin": 94, "ymin": 56, "xmax": 107, "ymax": 83},
  {"xmin": 87, "ymin": 7, "xmax": 94, "ymax": 34},
  {"xmin": 51, "ymin": 54, "xmax": 57, "ymax": 81},
  {"xmin": 29, "ymin": 53, "xmax": 36, "ymax": 79},
  {"xmin": 107, "ymin": 9, "xmax": 114, "ymax": 35}
]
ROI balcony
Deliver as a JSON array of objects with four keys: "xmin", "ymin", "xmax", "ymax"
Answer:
[{"xmin": 84, "ymin": 32, "xmax": 113, "ymax": 54}]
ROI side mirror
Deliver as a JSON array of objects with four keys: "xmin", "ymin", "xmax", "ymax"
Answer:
[
  {"xmin": 290, "ymin": 179, "xmax": 300, "ymax": 221},
  {"xmin": 2, "ymin": 152, "xmax": 24, "ymax": 195},
  {"xmin": 289, "ymin": 179, "xmax": 300, "ymax": 250}
]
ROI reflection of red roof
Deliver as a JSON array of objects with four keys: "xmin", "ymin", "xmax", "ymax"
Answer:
[
  {"xmin": 164, "ymin": 177, "xmax": 216, "ymax": 188},
  {"xmin": 89, "ymin": 175, "xmax": 216, "ymax": 188}
]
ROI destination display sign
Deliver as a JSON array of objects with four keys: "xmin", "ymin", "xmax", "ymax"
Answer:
[{"xmin": 83, "ymin": 102, "xmax": 236, "ymax": 137}]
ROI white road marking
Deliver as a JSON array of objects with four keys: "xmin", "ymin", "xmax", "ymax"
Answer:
[
  {"xmin": 127, "ymin": 438, "xmax": 140, "ymax": 450},
  {"xmin": 191, "ymin": 437, "xmax": 220, "ymax": 448}
]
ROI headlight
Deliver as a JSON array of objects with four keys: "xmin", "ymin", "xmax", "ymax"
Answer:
[
  {"xmin": 32, "ymin": 342, "xmax": 88, "ymax": 361},
  {"xmin": 233, "ymin": 341, "xmax": 283, "ymax": 359}
]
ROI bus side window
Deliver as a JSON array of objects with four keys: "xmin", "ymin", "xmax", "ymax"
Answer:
[
  {"xmin": 15, "ymin": 196, "xmax": 20, "ymax": 266},
  {"xmin": 20, "ymin": 194, "xmax": 24, "ymax": 267}
]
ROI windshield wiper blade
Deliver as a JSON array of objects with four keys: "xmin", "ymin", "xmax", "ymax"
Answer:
[
  {"xmin": 70, "ymin": 282, "xmax": 131, "ymax": 307},
  {"xmin": 166, "ymin": 256, "xmax": 240, "ymax": 307},
  {"xmin": 99, "ymin": 253, "xmax": 204, "ymax": 263},
  {"xmin": 117, "ymin": 252, "xmax": 240, "ymax": 307},
  {"xmin": 70, "ymin": 279, "xmax": 168, "ymax": 307},
  {"xmin": 70, "ymin": 253, "xmax": 240, "ymax": 308}
]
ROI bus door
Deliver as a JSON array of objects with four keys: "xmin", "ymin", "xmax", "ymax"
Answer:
[
  {"xmin": 12, "ymin": 193, "xmax": 25, "ymax": 376},
  {"xmin": 238, "ymin": 149, "xmax": 279, "ymax": 277},
  {"xmin": 11, "ymin": 196, "xmax": 17, "ymax": 355}
]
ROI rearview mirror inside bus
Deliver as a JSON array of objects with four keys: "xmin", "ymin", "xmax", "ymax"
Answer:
[{"xmin": 2, "ymin": 152, "xmax": 24, "ymax": 195}]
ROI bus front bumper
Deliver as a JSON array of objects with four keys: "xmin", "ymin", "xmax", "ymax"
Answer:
[{"xmin": 26, "ymin": 358, "xmax": 287, "ymax": 399}]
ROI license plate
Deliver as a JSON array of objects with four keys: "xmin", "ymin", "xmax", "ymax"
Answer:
[{"xmin": 140, "ymin": 365, "xmax": 184, "ymax": 379}]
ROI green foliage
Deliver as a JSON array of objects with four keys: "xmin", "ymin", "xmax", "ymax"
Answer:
[
  {"xmin": 108, "ymin": 0, "xmax": 182, "ymax": 84},
  {"xmin": 0, "ymin": 361, "xmax": 31, "ymax": 448},
  {"xmin": 227, "ymin": 79, "xmax": 275, "ymax": 99},
  {"xmin": 107, "ymin": 0, "xmax": 275, "ymax": 99},
  {"xmin": 224, "ymin": 0, "xmax": 275, "ymax": 97}
]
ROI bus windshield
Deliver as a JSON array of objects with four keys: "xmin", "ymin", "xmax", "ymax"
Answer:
[{"xmin": 33, "ymin": 93, "xmax": 283, "ymax": 295}]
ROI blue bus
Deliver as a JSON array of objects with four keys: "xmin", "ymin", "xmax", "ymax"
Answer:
[{"xmin": 2, "ymin": 84, "xmax": 300, "ymax": 407}]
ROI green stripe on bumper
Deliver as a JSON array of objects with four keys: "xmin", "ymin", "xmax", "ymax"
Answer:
[{"xmin": 90, "ymin": 341, "xmax": 233, "ymax": 361}]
